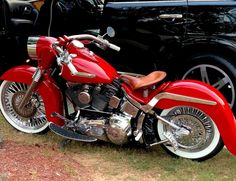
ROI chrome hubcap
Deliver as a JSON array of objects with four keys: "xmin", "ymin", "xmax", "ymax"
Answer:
[
  {"xmin": 12, "ymin": 91, "xmax": 37, "ymax": 118},
  {"xmin": 182, "ymin": 64, "xmax": 235, "ymax": 108}
]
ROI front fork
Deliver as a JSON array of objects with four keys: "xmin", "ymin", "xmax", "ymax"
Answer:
[{"xmin": 18, "ymin": 68, "xmax": 42, "ymax": 109}]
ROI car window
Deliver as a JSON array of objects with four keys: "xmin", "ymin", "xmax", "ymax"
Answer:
[{"xmin": 188, "ymin": 0, "xmax": 231, "ymax": 1}]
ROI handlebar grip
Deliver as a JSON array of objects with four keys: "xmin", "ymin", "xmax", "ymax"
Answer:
[
  {"xmin": 67, "ymin": 62, "xmax": 78, "ymax": 75},
  {"xmin": 108, "ymin": 43, "xmax": 121, "ymax": 52}
]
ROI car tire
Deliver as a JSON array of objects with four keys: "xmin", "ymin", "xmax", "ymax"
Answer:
[{"xmin": 180, "ymin": 53, "xmax": 236, "ymax": 114}]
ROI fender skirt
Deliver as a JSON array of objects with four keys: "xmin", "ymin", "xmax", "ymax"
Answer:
[
  {"xmin": 154, "ymin": 80, "xmax": 236, "ymax": 156},
  {"xmin": 0, "ymin": 65, "xmax": 64, "ymax": 126}
]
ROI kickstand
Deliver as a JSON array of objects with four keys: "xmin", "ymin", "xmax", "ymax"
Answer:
[{"xmin": 58, "ymin": 138, "xmax": 72, "ymax": 150}]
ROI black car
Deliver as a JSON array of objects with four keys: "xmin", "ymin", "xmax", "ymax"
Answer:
[
  {"xmin": 0, "ymin": 0, "xmax": 103, "ymax": 72},
  {"xmin": 1, "ymin": 0, "xmax": 236, "ymax": 115},
  {"xmin": 100, "ymin": 0, "xmax": 236, "ymax": 114},
  {"xmin": 0, "ymin": 0, "xmax": 38, "ymax": 72}
]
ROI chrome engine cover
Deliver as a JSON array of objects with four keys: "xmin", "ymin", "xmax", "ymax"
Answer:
[
  {"xmin": 106, "ymin": 114, "xmax": 132, "ymax": 145},
  {"xmin": 77, "ymin": 114, "xmax": 132, "ymax": 145},
  {"xmin": 78, "ymin": 91, "xmax": 91, "ymax": 104},
  {"xmin": 77, "ymin": 118, "xmax": 108, "ymax": 141}
]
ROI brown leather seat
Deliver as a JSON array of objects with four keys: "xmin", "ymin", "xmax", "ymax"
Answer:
[{"xmin": 120, "ymin": 71, "xmax": 167, "ymax": 90}]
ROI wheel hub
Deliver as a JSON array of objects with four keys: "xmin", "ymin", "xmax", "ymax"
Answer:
[{"xmin": 12, "ymin": 91, "xmax": 37, "ymax": 118}]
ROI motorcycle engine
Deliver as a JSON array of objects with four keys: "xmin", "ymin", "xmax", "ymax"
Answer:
[
  {"xmin": 106, "ymin": 114, "xmax": 132, "ymax": 145},
  {"xmin": 77, "ymin": 113, "xmax": 132, "ymax": 145},
  {"xmin": 66, "ymin": 82, "xmax": 119, "ymax": 111},
  {"xmin": 66, "ymin": 82, "xmax": 136, "ymax": 145}
]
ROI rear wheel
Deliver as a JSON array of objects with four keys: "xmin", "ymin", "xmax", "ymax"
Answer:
[
  {"xmin": 0, "ymin": 80, "xmax": 49, "ymax": 133},
  {"xmin": 181, "ymin": 54, "xmax": 236, "ymax": 113},
  {"xmin": 156, "ymin": 106, "xmax": 224, "ymax": 161}
]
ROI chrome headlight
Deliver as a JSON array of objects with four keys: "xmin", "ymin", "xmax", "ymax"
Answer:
[{"xmin": 27, "ymin": 36, "xmax": 39, "ymax": 60}]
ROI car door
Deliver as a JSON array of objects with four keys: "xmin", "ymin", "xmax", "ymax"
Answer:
[
  {"xmin": 179, "ymin": 0, "xmax": 236, "ymax": 114},
  {"xmin": 103, "ymin": 0, "xmax": 188, "ymax": 36},
  {"xmin": 186, "ymin": 0, "xmax": 228, "ymax": 35},
  {"xmin": 102, "ymin": 0, "xmax": 188, "ymax": 73}
]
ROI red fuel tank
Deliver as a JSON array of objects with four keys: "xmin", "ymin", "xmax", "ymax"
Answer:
[{"xmin": 60, "ymin": 41, "xmax": 118, "ymax": 84}]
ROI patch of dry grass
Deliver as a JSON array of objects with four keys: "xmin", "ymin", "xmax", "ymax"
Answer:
[{"xmin": 0, "ymin": 173, "xmax": 7, "ymax": 181}]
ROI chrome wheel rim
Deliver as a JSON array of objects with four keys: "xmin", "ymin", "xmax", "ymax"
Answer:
[
  {"xmin": 182, "ymin": 64, "xmax": 235, "ymax": 108},
  {"xmin": 162, "ymin": 107, "xmax": 214, "ymax": 152},
  {"xmin": 158, "ymin": 106, "xmax": 220, "ymax": 159},
  {"xmin": 0, "ymin": 81, "xmax": 48, "ymax": 133}
]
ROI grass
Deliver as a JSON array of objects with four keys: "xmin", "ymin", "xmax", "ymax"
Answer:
[{"xmin": 1, "ymin": 115, "xmax": 236, "ymax": 181}]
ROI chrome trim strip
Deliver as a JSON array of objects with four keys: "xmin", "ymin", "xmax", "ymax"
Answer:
[
  {"xmin": 75, "ymin": 71, "xmax": 96, "ymax": 78},
  {"xmin": 156, "ymin": 92, "xmax": 217, "ymax": 105},
  {"xmin": 118, "ymin": 71, "xmax": 144, "ymax": 77},
  {"xmin": 122, "ymin": 88, "xmax": 217, "ymax": 114},
  {"xmin": 143, "ymin": 92, "xmax": 217, "ymax": 113},
  {"xmin": 159, "ymin": 14, "xmax": 183, "ymax": 19}
]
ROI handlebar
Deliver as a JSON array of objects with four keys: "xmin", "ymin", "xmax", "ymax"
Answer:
[
  {"xmin": 53, "ymin": 34, "xmax": 119, "ymax": 78},
  {"xmin": 107, "ymin": 42, "xmax": 120, "ymax": 52},
  {"xmin": 53, "ymin": 44, "xmax": 96, "ymax": 78},
  {"xmin": 68, "ymin": 34, "xmax": 120, "ymax": 52}
]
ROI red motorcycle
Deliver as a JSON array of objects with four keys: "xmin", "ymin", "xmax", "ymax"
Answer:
[{"xmin": 1, "ymin": 29, "xmax": 236, "ymax": 161}]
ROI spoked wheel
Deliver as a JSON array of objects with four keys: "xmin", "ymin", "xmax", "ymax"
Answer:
[
  {"xmin": 157, "ymin": 106, "xmax": 224, "ymax": 161},
  {"xmin": 0, "ymin": 80, "xmax": 49, "ymax": 133}
]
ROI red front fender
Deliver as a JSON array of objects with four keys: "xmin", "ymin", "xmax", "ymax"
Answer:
[
  {"xmin": 0, "ymin": 65, "xmax": 64, "ymax": 126},
  {"xmin": 156, "ymin": 80, "xmax": 236, "ymax": 156}
]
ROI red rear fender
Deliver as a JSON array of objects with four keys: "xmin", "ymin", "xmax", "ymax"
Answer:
[
  {"xmin": 0, "ymin": 66, "xmax": 64, "ymax": 126},
  {"xmin": 155, "ymin": 80, "xmax": 236, "ymax": 156}
]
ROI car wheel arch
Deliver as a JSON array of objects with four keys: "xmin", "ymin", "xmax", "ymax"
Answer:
[
  {"xmin": 178, "ymin": 50, "xmax": 236, "ymax": 114},
  {"xmin": 180, "ymin": 37, "xmax": 236, "ymax": 61}
]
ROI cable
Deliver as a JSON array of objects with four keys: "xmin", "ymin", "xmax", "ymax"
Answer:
[{"xmin": 48, "ymin": 0, "xmax": 55, "ymax": 36}]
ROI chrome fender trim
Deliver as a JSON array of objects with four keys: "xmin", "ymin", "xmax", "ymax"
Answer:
[{"xmin": 143, "ymin": 92, "xmax": 217, "ymax": 113}]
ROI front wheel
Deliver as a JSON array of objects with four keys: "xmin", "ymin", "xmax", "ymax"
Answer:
[
  {"xmin": 156, "ymin": 106, "xmax": 224, "ymax": 161},
  {"xmin": 0, "ymin": 80, "xmax": 49, "ymax": 133}
]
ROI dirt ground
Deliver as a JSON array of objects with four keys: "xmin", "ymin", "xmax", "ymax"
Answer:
[{"xmin": 0, "ymin": 141, "xmax": 92, "ymax": 181}]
